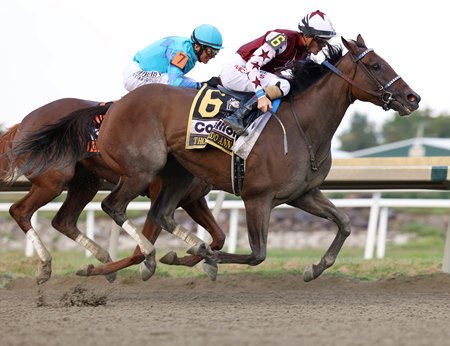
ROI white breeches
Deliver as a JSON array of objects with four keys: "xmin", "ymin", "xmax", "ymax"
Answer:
[
  {"xmin": 219, "ymin": 54, "xmax": 290, "ymax": 95},
  {"xmin": 122, "ymin": 61, "xmax": 197, "ymax": 92}
]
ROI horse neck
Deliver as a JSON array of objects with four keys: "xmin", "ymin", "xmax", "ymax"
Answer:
[{"xmin": 291, "ymin": 57, "xmax": 353, "ymax": 148}]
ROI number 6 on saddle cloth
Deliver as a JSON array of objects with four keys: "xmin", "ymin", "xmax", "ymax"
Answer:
[{"xmin": 185, "ymin": 84, "xmax": 281, "ymax": 156}]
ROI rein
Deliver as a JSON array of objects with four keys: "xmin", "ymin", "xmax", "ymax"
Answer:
[
  {"xmin": 289, "ymin": 97, "xmax": 318, "ymax": 171},
  {"xmin": 321, "ymin": 48, "xmax": 402, "ymax": 110}
]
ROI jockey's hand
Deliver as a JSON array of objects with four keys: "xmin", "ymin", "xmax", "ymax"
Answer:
[{"xmin": 257, "ymin": 96, "xmax": 272, "ymax": 113}]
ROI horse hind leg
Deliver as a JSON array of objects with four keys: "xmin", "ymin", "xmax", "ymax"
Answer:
[
  {"xmin": 74, "ymin": 178, "xmax": 165, "ymax": 279},
  {"xmin": 150, "ymin": 172, "xmax": 209, "ymax": 253},
  {"xmin": 288, "ymin": 188, "xmax": 351, "ymax": 282},
  {"xmin": 74, "ymin": 175, "xmax": 222, "ymax": 281},
  {"xmin": 52, "ymin": 167, "xmax": 116, "ymax": 283},
  {"xmin": 159, "ymin": 195, "xmax": 226, "ymax": 281},
  {"xmin": 9, "ymin": 185, "xmax": 56, "ymax": 285}
]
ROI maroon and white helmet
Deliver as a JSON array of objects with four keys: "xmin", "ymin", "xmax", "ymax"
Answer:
[{"xmin": 298, "ymin": 10, "xmax": 336, "ymax": 39}]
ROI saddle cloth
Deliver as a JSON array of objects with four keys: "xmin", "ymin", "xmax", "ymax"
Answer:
[{"xmin": 185, "ymin": 84, "xmax": 275, "ymax": 156}]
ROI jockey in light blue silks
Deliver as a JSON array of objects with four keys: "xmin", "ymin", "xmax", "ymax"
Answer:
[{"xmin": 123, "ymin": 24, "xmax": 224, "ymax": 91}]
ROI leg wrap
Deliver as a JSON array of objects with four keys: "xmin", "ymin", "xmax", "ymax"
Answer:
[
  {"xmin": 122, "ymin": 220, "xmax": 155, "ymax": 256},
  {"xmin": 172, "ymin": 225, "xmax": 204, "ymax": 247},
  {"xmin": 26, "ymin": 228, "xmax": 51, "ymax": 262},
  {"xmin": 76, "ymin": 234, "xmax": 101, "ymax": 257}
]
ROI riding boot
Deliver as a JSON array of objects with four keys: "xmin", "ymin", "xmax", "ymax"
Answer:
[{"xmin": 222, "ymin": 95, "xmax": 258, "ymax": 136}]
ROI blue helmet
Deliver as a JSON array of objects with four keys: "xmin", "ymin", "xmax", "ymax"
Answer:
[{"xmin": 191, "ymin": 24, "xmax": 224, "ymax": 50}]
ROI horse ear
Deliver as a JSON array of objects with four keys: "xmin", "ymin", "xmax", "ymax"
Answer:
[
  {"xmin": 356, "ymin": 34, "xmax": 366, "ymax": 46},
  {"xmin": 341, "ymin": 36, "xmax": 358, "ymax": 55}
]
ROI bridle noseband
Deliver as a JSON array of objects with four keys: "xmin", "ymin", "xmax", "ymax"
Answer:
[{"xmin": 322, "ymin": 48, "xmax": 402, "ymax": 110}]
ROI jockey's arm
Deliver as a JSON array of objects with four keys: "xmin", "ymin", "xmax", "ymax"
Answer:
[
  {"xmin": 167, "ymin": 64, "xmax": 200, "ymax": 89},
  {"xmin": 245, "ymin": 32, "xmax": 285, "ymax": 112}
]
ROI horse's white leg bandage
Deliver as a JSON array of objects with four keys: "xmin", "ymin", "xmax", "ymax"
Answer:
[
  {"xmin": 26, "ymin": 228, "xmax": 51, "ymax": 263},
  {"xmin": 172, "ymin": 225, "xmax": 204, "ymax": 247},
  {"xmin": 75, "ymin": 234, "xmax": 101, "ymax": 257},
  {"xmin": 122, "ymin": 220, "xmax": 155, "ymax": 256}
]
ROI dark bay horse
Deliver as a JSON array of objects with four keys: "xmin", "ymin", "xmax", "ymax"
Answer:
[
  {"xmin": 7, "ymin": 35, "xmax": 420, "ymax": 282},
  {"xmin": 0, "ymin": 99, "xmax": 225, "ymax": 284}
]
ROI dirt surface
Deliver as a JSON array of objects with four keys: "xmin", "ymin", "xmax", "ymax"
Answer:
[{"xmin": 1, "ymin": 273, "xmax": 450, "ymax": 346}]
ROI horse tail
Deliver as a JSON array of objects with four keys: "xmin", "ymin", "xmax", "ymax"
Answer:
[
  {"xmin": 6, "ymin": 104, "xmax": 112, "ymax": 181},
  {"xmin": 0, "ymin": 123, "xmax": 20, "ymax": 182}
]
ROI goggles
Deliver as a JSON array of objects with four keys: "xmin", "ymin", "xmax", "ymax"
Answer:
[
  {"xmin": 204, "ymin": 46, "xmax": 219, "ymax": 57},
  {"xmin": 313, "ymin": 37, "xmax": 328, "ymax": 47}
]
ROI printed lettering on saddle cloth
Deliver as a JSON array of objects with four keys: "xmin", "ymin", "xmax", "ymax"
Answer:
[{"xmin": 185, "ymin": 85, "xmax": 240, "ymax": 155}]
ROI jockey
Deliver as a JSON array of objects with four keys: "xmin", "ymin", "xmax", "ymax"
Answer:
[
  {"xmin": 220, "ymin": 10, "xmax": 336, "ymax": 135},
  {"xmin": 123, "ymin": 24, "xmax": 224, "ymax": 91}
]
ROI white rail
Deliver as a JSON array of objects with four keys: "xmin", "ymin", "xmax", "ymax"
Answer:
[{"xmin": 1, "ymin": 190, "xmax": 449, "ymax": 273}]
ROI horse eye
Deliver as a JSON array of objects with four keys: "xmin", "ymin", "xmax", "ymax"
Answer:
[{"xmin": 371, "ymin": 63, "xmax": 380, "ymax": 70}]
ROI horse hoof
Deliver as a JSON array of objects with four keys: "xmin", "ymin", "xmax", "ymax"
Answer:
[
  {"xmin": 202, "ymin": 260, "xmax": 218, "ymax": 281},
  {"xmin": 140, "ymin": 261, "xmax": 154, "ymax": 281},
  {"xmin": 187, "ymin": 242, "xmax": 209, "ymax": 257},
  {"xmin": 36, "ymin": 274, "xmax": 50, "ymax": 285},
  {"xmin": 105, "ymin": 272, "xmax": 117, "ymax": 283},
  {"xmin": 303, "ymin": 264, "xmax": 316, "ymax": 282},
  {"xmin": 159, "ymin": 251, "xmax": 179, "ymax": 265},
  {"xmin": 140, "ymin": 254, "xmax": 157, "ymax": 281},
  {"xmin": 36, "ymin": 263, "xmax": 52, "ymax": 285},
  {"xmin": 76, "ymin": 264, "xmax": 94, "ymax": 277}
]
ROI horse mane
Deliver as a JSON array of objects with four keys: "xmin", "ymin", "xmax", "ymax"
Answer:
[{"xmin": 286, "ymin": 43, "xmax": 343, "ymax": 96}]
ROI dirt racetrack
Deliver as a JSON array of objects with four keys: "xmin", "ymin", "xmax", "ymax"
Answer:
[{"xmin": 1, "ymin": 273, "xmax": 450, "ymax": 346}]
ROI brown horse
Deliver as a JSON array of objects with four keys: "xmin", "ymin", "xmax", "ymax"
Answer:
[
  {"xmin": 0, "ymin": 99, "xmax": 225, "ymax": 284},
  {"xmin": 7, "ymin": 35, "xmax": 420, "ymax": 282}
]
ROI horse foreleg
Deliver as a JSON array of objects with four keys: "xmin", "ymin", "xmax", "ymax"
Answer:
[
  {"xmin": 288, "ymin": 188, "xmax": 351, "ymax": 282},
  {"xmin": 160, "ymin": 196, "xmax": 226, "ymax": 281},
  {"xmin": 203, "ymin": 198, "xmax": 272, "ymax": 268},
  {"xmin": 77, "ymin": 180, "xmax": 163, "ymax": 279}
]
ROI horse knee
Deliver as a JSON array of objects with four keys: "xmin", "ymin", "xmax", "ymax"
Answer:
[
  {"xmin": 101, "ymin": 201, "xmax": 126, "ymax": 225},
  {"xmin": 51, "ymin": 218, "xmax": 79, "ymax": 239},
  {"xmin": 149, "ymin": 209, "xmax": 176, "ymax": 231},
  {"xmin": 51, "ymin": 216, "xmax": 67, "ymax": 230},
  {"xmin": 342, "ymin": 222, "xmax": 351, "ymax": 238},
  {"xmin": 340, "ymin": 215, "xmax": 352, "ymax": 238}
]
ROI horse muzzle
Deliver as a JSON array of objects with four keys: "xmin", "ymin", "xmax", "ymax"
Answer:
[{"xmin": 390, "ymin": 90, "xmax": 421, "ymax": 116}]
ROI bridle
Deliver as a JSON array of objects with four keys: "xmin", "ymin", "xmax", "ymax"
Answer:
[
  {"xmin": 289, "ymin": 46, "xmax": 402, "ymax": 172},
  {"xmin": 322, "ymin": 48, "xmax": 402, "ymax": 110}
]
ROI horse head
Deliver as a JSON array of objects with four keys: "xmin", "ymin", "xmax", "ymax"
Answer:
[{"xmin": 340, "ymin": 34, "xmax": 420, "ymax": 116}]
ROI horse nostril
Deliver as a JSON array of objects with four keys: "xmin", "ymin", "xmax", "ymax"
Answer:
[{"xmin": 408, "ymin": 94, "xmax": 420, "ymax": 103}]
